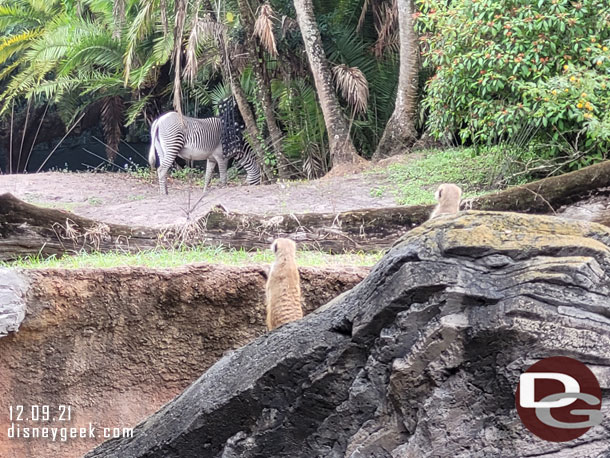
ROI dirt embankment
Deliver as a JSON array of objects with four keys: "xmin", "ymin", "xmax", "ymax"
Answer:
[{"xmin": 0, "ymin": 264, "xmax": 369, "ymax": 458}]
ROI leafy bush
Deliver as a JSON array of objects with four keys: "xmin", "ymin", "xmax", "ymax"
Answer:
[{"xmin": 416, "ymin": 0, "xmax": 610, "ymax": 160}]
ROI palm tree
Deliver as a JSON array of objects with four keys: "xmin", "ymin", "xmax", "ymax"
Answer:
[
  {"xmin": 0, "ymin": 0, "xmax": 138, "ymax": 162},
  {"xmin": 194, "ymin": 0, "xmax": 277, "ymax": 180},
  {"xmin": 0, "ymin": 0, "xmax": 180, "ymax": 163},
  {"xmin": 292, "ymin": 0, "xmax": 362, "ymax": 167},
  {"xmin": 243, "ymin": 0, "xmax": 290, "ymax": 178},
  {"xmin": 373, "ymin": 0, "xmax": 419, "ymax": 160}
]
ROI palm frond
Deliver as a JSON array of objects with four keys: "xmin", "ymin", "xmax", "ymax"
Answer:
[
  {"xmin": 124, "ymin": 0, "xmax": 155, "ymax": 85},
  {"xmin": 373, "ymin": 0, "xmax": 399, "ymax": 58},
  {"xmin": 357, "ymin": 0, "xmax": 371, "ymax": 32},
  {"xmin": 25, "ymin": 75, "xmax": 81, "ymax": 100},
  {"xmin": 0, "ymin": 4, "xmax": 43, "ymax": 29},
  {"xmin": 332, "ymin": 64, "xmax": 369, "ymax": 115},
  {"xmin": 209, "ymin": 81, "xmax": 232, "ymax": 114},
  {"xmin": 327, "ymin": 25, "xmax": 376, "ymax": 75},
  {"xmin": 129, "ymin": 32, "xmax": 174, "ymax": 88},
  {"xmin": 60, "ymin": 32, "xmax": 124, "ymax": 75},
  {"xmin": 0, "ymin": 60, "xmax": 21, "ymax": 81},
  {"xmin": 188, "ymin": 81, "xmax": 212, "ymax": 110},
  {"xmin": 0, "ymin": 59, "xmax": 55, "ymax": 114},
  {"xmin": 22, "ymin": 21, "xmax": 75, "ymax": 64},
  {"xmin": 78, "ymin": 73, "xmax": 125, "ymax": 96},
  {"xmin": 254, "ymin": 3, "xmax": 277, "ymax": 57},
  {"xmin": 27, "ymin": 0, "xmax": 63, "ymax": 17},
  {"xmin": 184, "ymin": 0, "xmax": 206, "ymax": 86},
  {"xmin": 0, "ymin": 29, "xmax": 42, "ymax": 65},
  {"xmin": 125, "ymin": 93, "xmax": 153, "ymax": 126}
]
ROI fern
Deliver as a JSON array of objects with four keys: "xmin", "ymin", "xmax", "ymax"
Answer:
[
  {"xmin": 125, "ymin": 94, "xmax": 152, "ymax": 126},
  {"xmin": 0, "ymin": 29, "xmax": 42, "ymax": 65}
]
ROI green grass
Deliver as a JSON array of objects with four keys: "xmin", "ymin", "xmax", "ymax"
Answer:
[
  {"xmin": 2, "ymin": 245, "xmax": 382, "ymax": 269},
  {"xmin": 379, "ymin": 146, "xmax": 508, "ymax": 206},
  {"xmin": 128, "ymin": 164, "xmax": 244, "ymax": 187},
  {"xmin": 24, "ymin": 199, "xmax": 79, "ymax": 212},
  {"xmin": 127, "ymin": 165, "xmax": 153, "ymax": 180},
  {"xmin": 87, "ymin": 197, "xmax": 104, "ymax": 206}
]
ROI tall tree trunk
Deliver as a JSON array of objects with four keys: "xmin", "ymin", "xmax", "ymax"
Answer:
[
  {"xmin": 238, "ymin": 0, "xmax": 291, "ymax": 179},
  {"xmin": 292, "ymin": 0, "xmax": 362, "ymax": 167},
  {"xmin": 253, "ymin": 60, "xmax": 291, "ymax": 178},
  {"xmin": 372, "ymin": 0, "xmax": 419, "ymax": 161},
  {"xmin": 112, "ymin": 0, "xmax": 125, "ymax": 39},
  {"xmin": 101, "ymin": 96, "xmax": 124, "ymax": 163},
  {"xmin": 203, "ymin": 0, "xmax": 274, "ymax": 181},
  {"xmin": 221, "ymin": 53, "xmax": 275, "ymax": 181},
  {"xmin": 172, "ymin": 0, "xmax": 187, "ymax": 114}
]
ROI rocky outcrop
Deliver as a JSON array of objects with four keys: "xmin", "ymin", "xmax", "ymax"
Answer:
[
  {"xmin": 0, "ymin": 269, "xmax": 27, "ymax": 335},
  {"xmin": 0, "ymin": 264, "xmax": 367, "ymax": 458},
  {"xmin": 87, "ymin": 211, "xmax": 610, "ymax": 458}
]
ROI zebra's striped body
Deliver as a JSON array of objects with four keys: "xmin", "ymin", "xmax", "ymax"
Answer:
[
  {"xmin": 233, "ymin": 142, "xmax": 261, "ymax": 186},
  {"xmin": 148, "ymin": 111, "xmax": 260, "ymax": 195}
]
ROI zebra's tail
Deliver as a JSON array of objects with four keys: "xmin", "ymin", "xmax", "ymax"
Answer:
[{"xmin": 148, "ymin": 119, "xmax": 160, "ymax": 169}]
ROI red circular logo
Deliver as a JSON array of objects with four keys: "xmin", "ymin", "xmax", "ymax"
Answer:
[{"xmin": 515, "ymin": 356, "xmax": 602, "ymax": 442}]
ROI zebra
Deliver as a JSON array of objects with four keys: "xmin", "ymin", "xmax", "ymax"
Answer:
[
  {"xmin": 232, "ymin": 142, "xmax": 261, "ymax": 186},
  {"xmin": 148, "ymin": 111, "xmax": 261, "ymax": 195}
]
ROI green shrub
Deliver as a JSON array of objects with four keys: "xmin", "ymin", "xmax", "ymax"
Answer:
[{"xmin": 416, "ymin": 0, "xmax": 610, "ymax": 159}]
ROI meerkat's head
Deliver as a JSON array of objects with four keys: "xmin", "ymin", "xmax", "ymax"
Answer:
[
  {"xmin": 271, "ymin": 238, "xmax": 297, "ymax": 258},
  {"xmin": 435, "ymin": 183, "xmax": 462, "ymax": 203}
]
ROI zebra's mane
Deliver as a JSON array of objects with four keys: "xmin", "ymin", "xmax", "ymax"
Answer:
[{"xmin": 219, "ymin": 96, "xmax": 245, "ymax": 159}]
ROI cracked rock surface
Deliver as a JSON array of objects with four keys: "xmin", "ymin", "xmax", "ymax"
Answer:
[
  {"xmin": 87, "ymin": 211, "xmax": 610, "ymax": 458},
  {"xmin": 0, "ymin": 268, "xmax": 27, "ymax": 336}
]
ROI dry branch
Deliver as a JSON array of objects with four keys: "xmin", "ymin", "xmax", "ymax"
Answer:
[{"xmin": 0, "ymin": 195, "xmax": 158, "ymax": 261}]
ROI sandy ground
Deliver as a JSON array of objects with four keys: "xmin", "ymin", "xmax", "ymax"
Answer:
[{"xmin": 0, "ymin": 170, "xmax": 398, "ymax": 227}]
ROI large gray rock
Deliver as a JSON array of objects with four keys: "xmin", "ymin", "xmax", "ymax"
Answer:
[
  {"xmin": 0, "ymin": 268, "xmax": 27, "ymax": 336},
  {"xmin": 86, "ymin": 211, "xmax": 610, "ymax": 458}
]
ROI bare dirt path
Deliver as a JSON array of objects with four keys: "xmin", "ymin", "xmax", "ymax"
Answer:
[{"xmin": 0, "ymin": 171, "xmax": 398, "ymax": 227}]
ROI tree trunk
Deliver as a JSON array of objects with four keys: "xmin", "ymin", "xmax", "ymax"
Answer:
[
  {"xmin": 253, "ymin": 62, "xmax": 291, "ymax": 178},
  {"xmin": 238, "ymin": 0, "xmax": 291, "ymax": 179},
  {"xmin": 229, "ymin": 65, "xmax": 272, "ymax": 181},
  {"xmin": 226, "ymin": 65, "xmax": 275, "ymax": 181},
  {"xmin": 101, "ymin": 96, "xmax": 124, "ymax": 162},
  {"xmin": 372, "ymin": 0, "xmax": 419, "ymax": 161},
  {"xmin": 202, "ymin": 0, "xmax": 274, "ymax": 180},
  {"xmin": 172, "ymin": 0, "xmax": 187, "ymax": 115},
  {"xmin": 292, "ymin": 0, "xmax": 362, "ymax": 167}
]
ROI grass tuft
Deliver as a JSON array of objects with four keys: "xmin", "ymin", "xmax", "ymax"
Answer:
[
  {"xmin": 1, "ymin": 245, "xmax": 382, "ymax": 269},
  {"xmin": 377, "ymin": 146, "xmax": 511, "ymax": 206}
]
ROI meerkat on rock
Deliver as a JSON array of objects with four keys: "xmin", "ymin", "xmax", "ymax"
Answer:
[
  {"xmin": 265, "ymin": 238, "xmax": 303, "ymax": 331},
  {"xmin": 429, "ymin": 183, "xmax": 462, "ymax": 219}
]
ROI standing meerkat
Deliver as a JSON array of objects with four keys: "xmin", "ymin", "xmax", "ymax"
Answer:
[
  {"xmin": 266, "ymin": 238, "xmax": 303, "ymax": 331},
  {"xmin": 429, "ymin": 183, "xmax": 462, "ymax": 219}
]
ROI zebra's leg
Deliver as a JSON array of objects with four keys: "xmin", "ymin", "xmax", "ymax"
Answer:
[
  {"xmin": 218, "ymin": 156, "xmax": 228, "ymax": 187},
  {"xmin": 204, "ymin": 157, "xmax": 217, "ymax": 193},
  {"xmin": 157, "ymin": 165, "xmax": 170, "ymax": 195}
]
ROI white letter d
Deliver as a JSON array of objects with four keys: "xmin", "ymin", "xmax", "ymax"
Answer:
[{"xmin": 520, "ymin": 373, "xmax": 580, "ymax": 408}]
